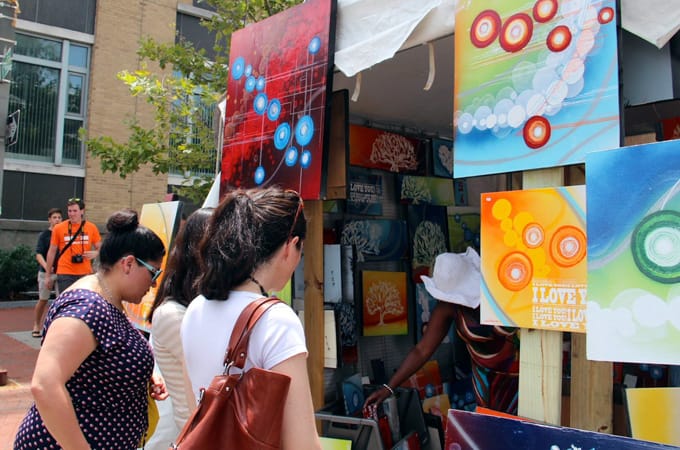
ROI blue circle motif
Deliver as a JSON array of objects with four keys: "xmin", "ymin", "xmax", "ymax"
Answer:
[
  {"xmin": 295, "ymin": 115, "xmax": 314, "ymax": 147},
  {"xmin": 255, "ymin": 76, "xmax": 266, "ymax": 92},
  {"xmin": 254, "ymin": 166, "xmax": 265, "ymax": 185},
  {"xmin": 308, "ymin": 36, "xmax": 322, "ymax": 54},
  {"xmin": 267, "ymin": 99, "xmax": 281, "ymax": 121},
  {"xmin": 274, "ymin": 123, "xmax": 291, "ymax": 150},
  {"xmin": 245, "ymin": 76, "xmax": 256, "ymax": 93},
  {"xmin": 300, "ymin": 150, "xmax": 312, "ymax": 168},
  {"xmin": 231, "ymin": 57, "xmax": 245, "ymax": 80},
  {"xmin": 285, "ymin": 147, "xmax": 299, "ymax": 167},
  {"xmin": 253, "ymin": 93, "xmax": 268, "ymax": 115},
  {"xmin": 245, "ymin": 64, "xmax": 253, "ymax": 77}
]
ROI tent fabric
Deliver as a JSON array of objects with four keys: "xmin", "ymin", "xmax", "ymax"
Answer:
[
  {"xmin": 621, "ymin": 0, "xmax": 680, "ymax": 49},
  {"xmin": 334, "ymin": 0, "xmax": 443, "ymax": 77},
  {"xmin": 333, "ymin": 0, "xmax": 679, "ymax": 78}
]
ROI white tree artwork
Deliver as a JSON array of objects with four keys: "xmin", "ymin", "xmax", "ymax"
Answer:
[
  {"xmin": 365, "ymin": 281, "xmax": 404, "ymax": 326},
  {"xmin": 413, "ymin": 220, "xmax": 447, "ymax": 269},
  {"xmin": 369, "ymin": 131, "xmax": 419, "ymax": 172},
  {"xmin": 401, "ymin": 176, "xmax": 432, "ymax": 204},
  {"xmin": 341, "ymin": 221, "xmax": 381, "ymax": 262}
]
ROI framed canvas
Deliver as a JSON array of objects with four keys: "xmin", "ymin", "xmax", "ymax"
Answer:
[
  {"xmin": 480, "ymin": 186, "xmax": 587, "ymax": 332},
  {"xmin": 587, "ymin": 140, "xmax": 680, "ymax": 364},
  {"xmin": 220, "ymin": 0, "xmax": 337, "ymax": 200},
  {"xmin": 340, "ymin": 219, "xmax": 408, "ymax": 262},
  {"xmin": 447, "ymin": 207, "xmax": 481, "ymax": 253},
  {"xmin": 349, "ymin": 124, "xmax": 426, "ymax": 174},
  {"xmin": 407, "ymin": 205, "xmax": 449, "ymax": 283},
  {"xmin": 453, "ymin": 0, "xmax": 620, "ymax": 177},
  {"xmin": 347, "ymin": 168, "xmax": 383, "ymax": 215},
  {"xmin": 446, "ymin": 409, "xmax": 673, "ymax": 450},
  {"xmin": 362, "ymin": 270, "xmax": 408, "ymax": 336},
  {"xmin": 432, "ymin": 138, "xmax": 453, "ymax": 177},
  {"xmin": 125, "ymin": 201, "xmax": 183, "ymax": 332},
  {"xmin": 454, "ymin": 179, "xmax": 468, "ymax": 206},
  {"xmin": 400, "ymin": 175, "xmax": 455, "ymax": 206}
]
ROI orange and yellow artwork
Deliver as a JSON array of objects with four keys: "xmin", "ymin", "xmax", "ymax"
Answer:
[
  {"xmin": 480, "ymin": 186, "xmax": 586, "ymax": 332},
  {"xmin": 124, "ymin": 201, "xmax": 182, "ymax": 332},
  {"xmin": 362, "ymin": 271, "xmax": 408, "ymax": 336},
  {"xmin": 626, "ymin": 387, "xmax": 680, "ymax": 446}
]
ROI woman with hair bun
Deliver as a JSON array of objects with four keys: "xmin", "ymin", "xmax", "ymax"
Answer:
[
  {"xmin": 181, "ymin": 187, "xmax": 322, "ymax": 450},
  {"xmin": 14, "ymin": 208, "xmax": 169, "ymax": 450}
]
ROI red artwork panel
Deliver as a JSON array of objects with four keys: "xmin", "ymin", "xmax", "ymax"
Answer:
[
  {"xmin": 220, "ymin": 0, "xmax": 336, "ymax": 200},
  {"xmin": 349, "ymin": 124, "xmax": 426, "ymax": 174}
]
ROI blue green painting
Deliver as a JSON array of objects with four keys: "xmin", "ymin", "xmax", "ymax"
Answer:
[{"xmin": 586, "ymin": 140, "xmax": 680, "ymax": 364}]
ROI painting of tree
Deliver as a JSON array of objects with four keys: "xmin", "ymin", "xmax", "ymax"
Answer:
[
  {"xmin": 362, "ymin": 271, "xmax": 408, "ymax": 336},
  {"xmin": 408, "ymin": 204, "xmax": 449, "ymax": 283}
]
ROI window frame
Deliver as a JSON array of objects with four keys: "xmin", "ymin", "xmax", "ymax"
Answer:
[{"xmin": 6, "ymin": 22, "xmax": 93, "ymax": 173}]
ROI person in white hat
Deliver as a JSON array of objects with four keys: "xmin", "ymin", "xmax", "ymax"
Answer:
[{"xmin": 364, "ymin": 248, "xmax": 520, "ymax": 414}]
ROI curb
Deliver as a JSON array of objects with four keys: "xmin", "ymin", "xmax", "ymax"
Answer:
[{"xmin": 0, "ymin": 301, "xmax": 37, "ymax": 309}]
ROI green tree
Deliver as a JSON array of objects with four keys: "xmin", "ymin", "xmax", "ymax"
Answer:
[{"xmin": 81, "ymin": 0, "xmax": 301, "ymax": 203}]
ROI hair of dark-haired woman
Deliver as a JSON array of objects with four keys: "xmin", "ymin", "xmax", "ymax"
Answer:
[
  {"xmin": 196, "ymin": 188, "xmax": 305, "ymax": 300},
  {"xmin": 98, "ymin": 208, "xmax": 166, "ymax": 271},
  {"xmin": 148, "ymin": 207, "xmax": 213, "ymax": 322}
]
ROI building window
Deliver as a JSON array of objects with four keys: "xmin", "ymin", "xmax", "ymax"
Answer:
[
  {"xmin": 18, "ymin": 0, "xmax": 96, "ymax": 35},
  {"xmin": 169, "ymin": 84, "xmax": 220, "ymax": 179},
  {"xmin": 7, "ymin": 33, "xmax": 90, "ymax": 166}
]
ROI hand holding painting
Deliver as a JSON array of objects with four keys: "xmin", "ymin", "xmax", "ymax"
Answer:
[{"xmin": 364, "ymin": 248, "xmax": 520, "ymax": 414}]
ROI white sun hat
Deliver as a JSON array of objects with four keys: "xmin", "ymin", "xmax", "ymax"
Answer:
[{"xmin": 420, "ymin": 247, "xmax": 481, "ymax": 308}]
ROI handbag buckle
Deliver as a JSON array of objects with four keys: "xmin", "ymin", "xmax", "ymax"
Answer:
[
  {"xmin": 223, "ymin": 361, "xmax": 244, "ymax": 380},
  {"xmin": 223, "ymin": 361, "xmax": 234, "ymax": 375}
]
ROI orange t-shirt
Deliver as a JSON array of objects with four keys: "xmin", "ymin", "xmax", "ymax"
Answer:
[{"xmin": 50, "ymin": 220, "xmax": 102, "ymax": 276}]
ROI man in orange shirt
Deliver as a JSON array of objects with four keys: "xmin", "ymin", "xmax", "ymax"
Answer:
[{"xmin": 45, "ymin": 198, "xmax": 102, "ymax": 292}]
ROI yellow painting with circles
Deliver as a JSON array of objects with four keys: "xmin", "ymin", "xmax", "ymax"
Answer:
[
  {"xmin": 480, "ymin": 186, "xmax": 586, "ymax": 332},
  {"xmin": 124, "ymin": 201, "xmax": 183, "ymax": 332}
]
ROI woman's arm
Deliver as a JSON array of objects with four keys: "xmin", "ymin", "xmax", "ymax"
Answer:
[
  {"xmin": 364, "ymin": 301, "xmax": 457, "ymax": 407},
  {"xmin": 271, "ymin": 353, "xmax": 322, "ymax": 450},
  {"xmin": 31, "ymin": 317, "xmax": 97, "ymax": 450},
  {"xmin": 151, "ymin": 303, "xmax": 195, "ymax": 427}
]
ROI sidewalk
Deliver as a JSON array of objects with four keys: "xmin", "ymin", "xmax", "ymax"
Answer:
[
  {"xmin": 0, "ymin": 304, "xmax": 39, "ymax": 450},
  {"xmin": 0, "ymin": 303, "xmax": 180, "ymax": 450}
]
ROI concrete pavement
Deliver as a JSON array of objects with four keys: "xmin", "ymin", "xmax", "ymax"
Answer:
[
  {"xmin": 0, "ymin": 304, "xmax": 39, "ymax": 450},
  {"xmin": 0, "ymin": 303, "xmax": 181, "ymax": 450}
]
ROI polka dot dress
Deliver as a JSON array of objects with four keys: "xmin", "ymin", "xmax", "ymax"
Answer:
[{"xmin": 14, "ymin": 289, "xmax": 154, "ymax": 450}]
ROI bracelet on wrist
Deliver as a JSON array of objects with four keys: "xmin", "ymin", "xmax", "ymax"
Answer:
[{"xmin": 382, "ymin": 383, "xmax": 394, "ymax": 396}]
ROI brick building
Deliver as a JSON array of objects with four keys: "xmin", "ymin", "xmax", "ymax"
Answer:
[{"xmin": 0, "ymin": 0, "xmax": 217, "ymax": 247}]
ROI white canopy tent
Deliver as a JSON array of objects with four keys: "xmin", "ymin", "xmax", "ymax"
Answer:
[
  {"xmin": 208, "ymin": 0, "xmax": 680, "ymax": 205},
  {"xmin": 334, "ymin": 0, "xmax": 680, "ymax": 77}
]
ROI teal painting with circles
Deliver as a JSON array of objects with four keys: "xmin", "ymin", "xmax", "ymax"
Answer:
[{"xmin": 586, "ymin": 140, "xmax": 680, "ymax": 364}]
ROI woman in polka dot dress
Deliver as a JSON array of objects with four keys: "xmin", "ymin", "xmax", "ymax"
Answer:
[{"xmin": 14, "ymin": 209, "xmax": 168, "ymax": 450}]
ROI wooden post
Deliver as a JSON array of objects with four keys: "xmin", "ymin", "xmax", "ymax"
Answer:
[
  {"xmin": 518, "ymin": 167, "xmax": 564, "ymax": 425},
  {"xmin": 303, "ymin": 200, "xmax": 325, "ymax": 411},
  {"xmin": 569, "ymin": 334, "xmax": 613, "ymax": 432},
  {"xmin": 565, "ymin": 164, "xmax": 613, "ymax": 433}
]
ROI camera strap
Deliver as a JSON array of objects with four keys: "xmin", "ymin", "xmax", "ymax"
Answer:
[{"xmin": 54, "ymin": 220, "xmax": 86, "ymax": 270}]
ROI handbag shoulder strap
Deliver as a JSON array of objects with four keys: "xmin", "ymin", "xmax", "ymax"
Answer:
[{"xmin": 224, "ymin": 296, "xmax": 282, "ymax": 369}]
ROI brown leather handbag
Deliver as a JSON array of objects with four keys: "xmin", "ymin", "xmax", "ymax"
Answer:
[{"xmin": 171, "ymin": 297, "xmax": 291, "ymax": 449}]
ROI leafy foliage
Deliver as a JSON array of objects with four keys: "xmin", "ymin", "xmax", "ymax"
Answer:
[
  {"xmin": 82, "ymin": 0, "xmax": 302, "ymax": 203},
  {"xmin": 0, "ymin": 245, "xmax": 37, "ymax": 299}
]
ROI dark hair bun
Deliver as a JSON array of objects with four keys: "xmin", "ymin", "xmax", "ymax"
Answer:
[{"xmin": 106, "ymin": 208, "xmax": 139, "ymax": 233}]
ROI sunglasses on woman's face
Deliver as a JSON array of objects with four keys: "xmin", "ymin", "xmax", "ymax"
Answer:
[{"xmin": 135, "ymin": 257, "xmax": 163, "ymax": 283}]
